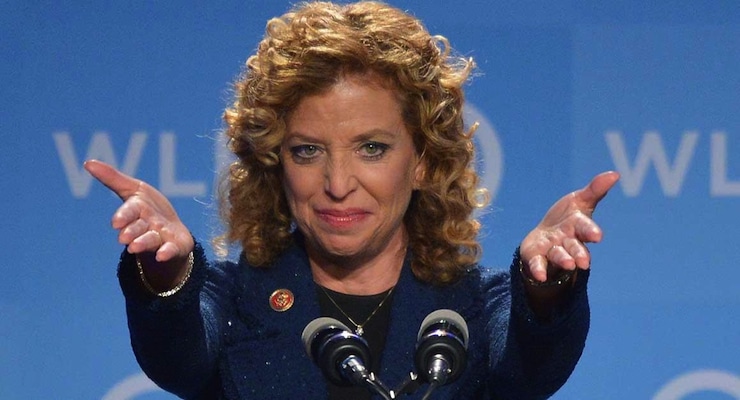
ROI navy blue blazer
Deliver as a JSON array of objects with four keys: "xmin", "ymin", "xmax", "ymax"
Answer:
[{"xmin": 119, "ymin": 240, "xmax": 589, "ymax": 399}]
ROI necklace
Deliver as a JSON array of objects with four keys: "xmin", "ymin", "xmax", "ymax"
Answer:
[{"xmin": 319, "ymin": 285, "xmax": 395, "ymax": 336}]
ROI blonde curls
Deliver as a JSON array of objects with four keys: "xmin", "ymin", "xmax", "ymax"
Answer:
[{"xmin": 217, "ymin": 1, "xmax": 487, "ymax": 285}]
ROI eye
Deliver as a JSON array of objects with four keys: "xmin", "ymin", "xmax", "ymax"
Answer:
[
  {"xmin": 358, "ymin": 142, "xmax": 389, "ymax": 159},
  {"xmin": 289, "ymin": 144, "xmax": 322, "ymax": 162}
]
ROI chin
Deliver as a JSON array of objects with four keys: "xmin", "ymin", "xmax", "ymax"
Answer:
[
  {"xmin": 320, "ymin": 239, "xmax": 365, "ymax": 258},
  {"xmin": 310, "ymin": 235, "xmax": 370, "ymax": 262}
]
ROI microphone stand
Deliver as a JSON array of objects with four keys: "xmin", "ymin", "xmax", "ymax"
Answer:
[
  {"xmin": 339, "ymin": 355, "xmax": 393, "ymax": 400},
  {"xmin": 390, "ymin": 372, "xmax": 422, "ymax": 398},
  {"xmin": 355, "ymin": 369, "xmax": 427, "ymax": 399},
  {"xmin": 420, "ymin": 381, "xmax": 440, "ymax": 400},
  {"xmin": 361, "ymin": 372, "xmax": 393, "ymax": 400}
]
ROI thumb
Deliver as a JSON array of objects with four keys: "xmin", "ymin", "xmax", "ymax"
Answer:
[{"xmin": 574, "ymin": 170, "xmax": 620, "ymax": 213}]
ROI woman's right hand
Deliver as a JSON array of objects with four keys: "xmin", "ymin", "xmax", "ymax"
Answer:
[{"xmin": 84, "ymin": 159, "xmax": 194, "ymax": 289}]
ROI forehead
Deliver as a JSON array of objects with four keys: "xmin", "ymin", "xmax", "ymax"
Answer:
[{"xmin": 286, "ymin": 73, "xmax": 407, "ymax": 136}]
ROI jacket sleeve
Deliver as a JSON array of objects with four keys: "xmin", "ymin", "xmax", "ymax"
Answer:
[
  {"xmin": 485, "ymin": 249, "xmax": 590, "ymax": 399},
  {"xmin": 117, "ymin": 241, "xmax": 237, "ymax": 398}
]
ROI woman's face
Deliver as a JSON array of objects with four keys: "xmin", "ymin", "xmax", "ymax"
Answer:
[{"xmin": 281, "ymin": 73, "xmax": 424, "ymax": 266}]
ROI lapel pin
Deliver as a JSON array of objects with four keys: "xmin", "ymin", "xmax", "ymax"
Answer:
[{"xmin": 269, "ymin": 288, "xmax": 295, "ymax": 312}]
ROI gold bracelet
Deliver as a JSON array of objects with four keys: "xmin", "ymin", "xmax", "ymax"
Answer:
[
  {"xmin": 136, "ymin": 251, "xmax": 195, "ymax": 297},
  {"xmin": 518, "ymin": 258, "xmax": 576, "ymax": 288}
]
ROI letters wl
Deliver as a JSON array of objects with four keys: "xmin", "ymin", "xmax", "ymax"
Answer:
[
  {"xmin": 54, "ymin": 131, "xmax": 207, "ymax": 199},
  {"xmin": 606, "ymin": 130, "xmax": 740, "ymax": 197}
]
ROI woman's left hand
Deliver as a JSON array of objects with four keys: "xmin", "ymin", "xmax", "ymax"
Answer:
[{"xmin": 519, "ymin": 171, "xmax": 620, "ymax": 283}]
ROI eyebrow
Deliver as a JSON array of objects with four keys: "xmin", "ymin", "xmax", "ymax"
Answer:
[
  {"xmin": 284, "ymin": 128, "xmax": 401, "ymax": 144},
  {"xmin": 352, "ymin": 129, "xmax": 399, "ymax": 142}
]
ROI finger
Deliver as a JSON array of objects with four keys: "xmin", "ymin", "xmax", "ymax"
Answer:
[
  {"xmin": 127, "ymin": 230, "xmax": 163, "ymax": 254},
  {"xmin": 159, "ymin": 227, "xmax": 196, "ymax": 262},
  {"xmin": 118, "ymin": 218, "xmax": 149, "ymax": 245},
  {"xmin": 572, "ymin": 212, "xmax": 604, "ymax": 243},
  {"xmin": 547, "ymin": 245, "xmax": 576, "ymax": 270},
  {"xmin": 526, "ymin": 254, "xmax": 549, "ymax": 282},
  {"xmin": 111, "ymin": 200, "xmax": 144, "ymax": 230},
  {"xmin": 83, "ymin": 159, "xmax": 141, "ymax": 200},
  {"xmin": 563, "ymin": 238, "xmax": 591, "ymax": 269},
  {"xmin": 156, "ymin": 241, "xmax": 181, "ymax": 262},
  {"xmin": 573, "ymin": 170, "xmax": 620, "ymax": 213}
]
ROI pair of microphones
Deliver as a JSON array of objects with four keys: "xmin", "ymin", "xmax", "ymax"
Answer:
[{"xmin": 302, "ymin": 309, "xmax": 469, "ymax": 400}]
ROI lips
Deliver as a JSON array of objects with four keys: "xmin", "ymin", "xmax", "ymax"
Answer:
[{"xmin": 315, "ymin": 208, "xmax": 370, "ymax": 229}]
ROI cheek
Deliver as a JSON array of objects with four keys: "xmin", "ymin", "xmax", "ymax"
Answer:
[
  {"xmin": 282, "ymin": 165, "xmax": 326, "ymax": 218},
  {"xmin": 371, "ymin": 166, "xmax": 416, "ymax": 207},
  {"xmin": 282, "ymin": 168, "xmax": 310, "ymax": 209}
]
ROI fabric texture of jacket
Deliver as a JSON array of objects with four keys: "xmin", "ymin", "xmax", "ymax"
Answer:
[{"xmin": 118, "ymin": 238, "xmax": 590, "ymax": 399}]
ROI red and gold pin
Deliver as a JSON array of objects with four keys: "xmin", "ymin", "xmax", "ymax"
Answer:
[{"xmin": 269, "ymin": 288, "xmax": 295, "ymax": 312}]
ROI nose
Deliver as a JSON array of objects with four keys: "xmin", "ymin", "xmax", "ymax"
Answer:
[{"xmin": 323, "ymin": 154, "xmax": 357, "ymax": 200}]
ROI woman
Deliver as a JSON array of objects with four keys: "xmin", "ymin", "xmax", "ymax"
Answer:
[{"xmin": 86, "ymin": 1, "xmax": 619, "ymax": 399}]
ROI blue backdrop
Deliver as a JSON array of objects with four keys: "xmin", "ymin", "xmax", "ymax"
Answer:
[{"xmin": 2, "ymin": 1, "xmax": 738, "ymax": 399}]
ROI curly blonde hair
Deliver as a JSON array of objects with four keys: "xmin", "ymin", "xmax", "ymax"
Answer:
[{"xmin": 219, "ymin": 1, "xmax": 487, "ymax": 285}]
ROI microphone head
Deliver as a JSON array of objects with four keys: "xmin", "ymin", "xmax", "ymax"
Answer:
[
  {"xmin": 415, "ymin": 309, "xmax": 469, "ymax": 385},
  {"xmin": 417, "ymin": 309, "xmax": 469, "ymax": 346},
  {"xmin": 302, "ymin": 317, "xmax": 372, "ymax": 386},
  {"xmin": 301, "ymin": 317, "xmax": 351, "ymax": 357}
]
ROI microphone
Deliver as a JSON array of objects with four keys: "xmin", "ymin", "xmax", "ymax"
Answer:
[
  {"xmin": 414, "ymin": 309, "xmax": 469, "ymax": 388},
  {"xmin": 301, "ymin": 317, "xmax": 374, "ymax": 387}
]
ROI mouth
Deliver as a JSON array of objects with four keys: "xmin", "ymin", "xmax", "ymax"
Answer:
[{"xmin": 315, "ymin": 208, "xmax": 370, "ymax": 228}]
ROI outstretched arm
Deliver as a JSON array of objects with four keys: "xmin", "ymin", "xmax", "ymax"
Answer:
[
  {"xmin": 488, "ymin": 171, "xmax": 620, "ymax": 399},
  {"xmin": 86, "ymin": 159, "xmax": 220, "ymax": 397}
]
